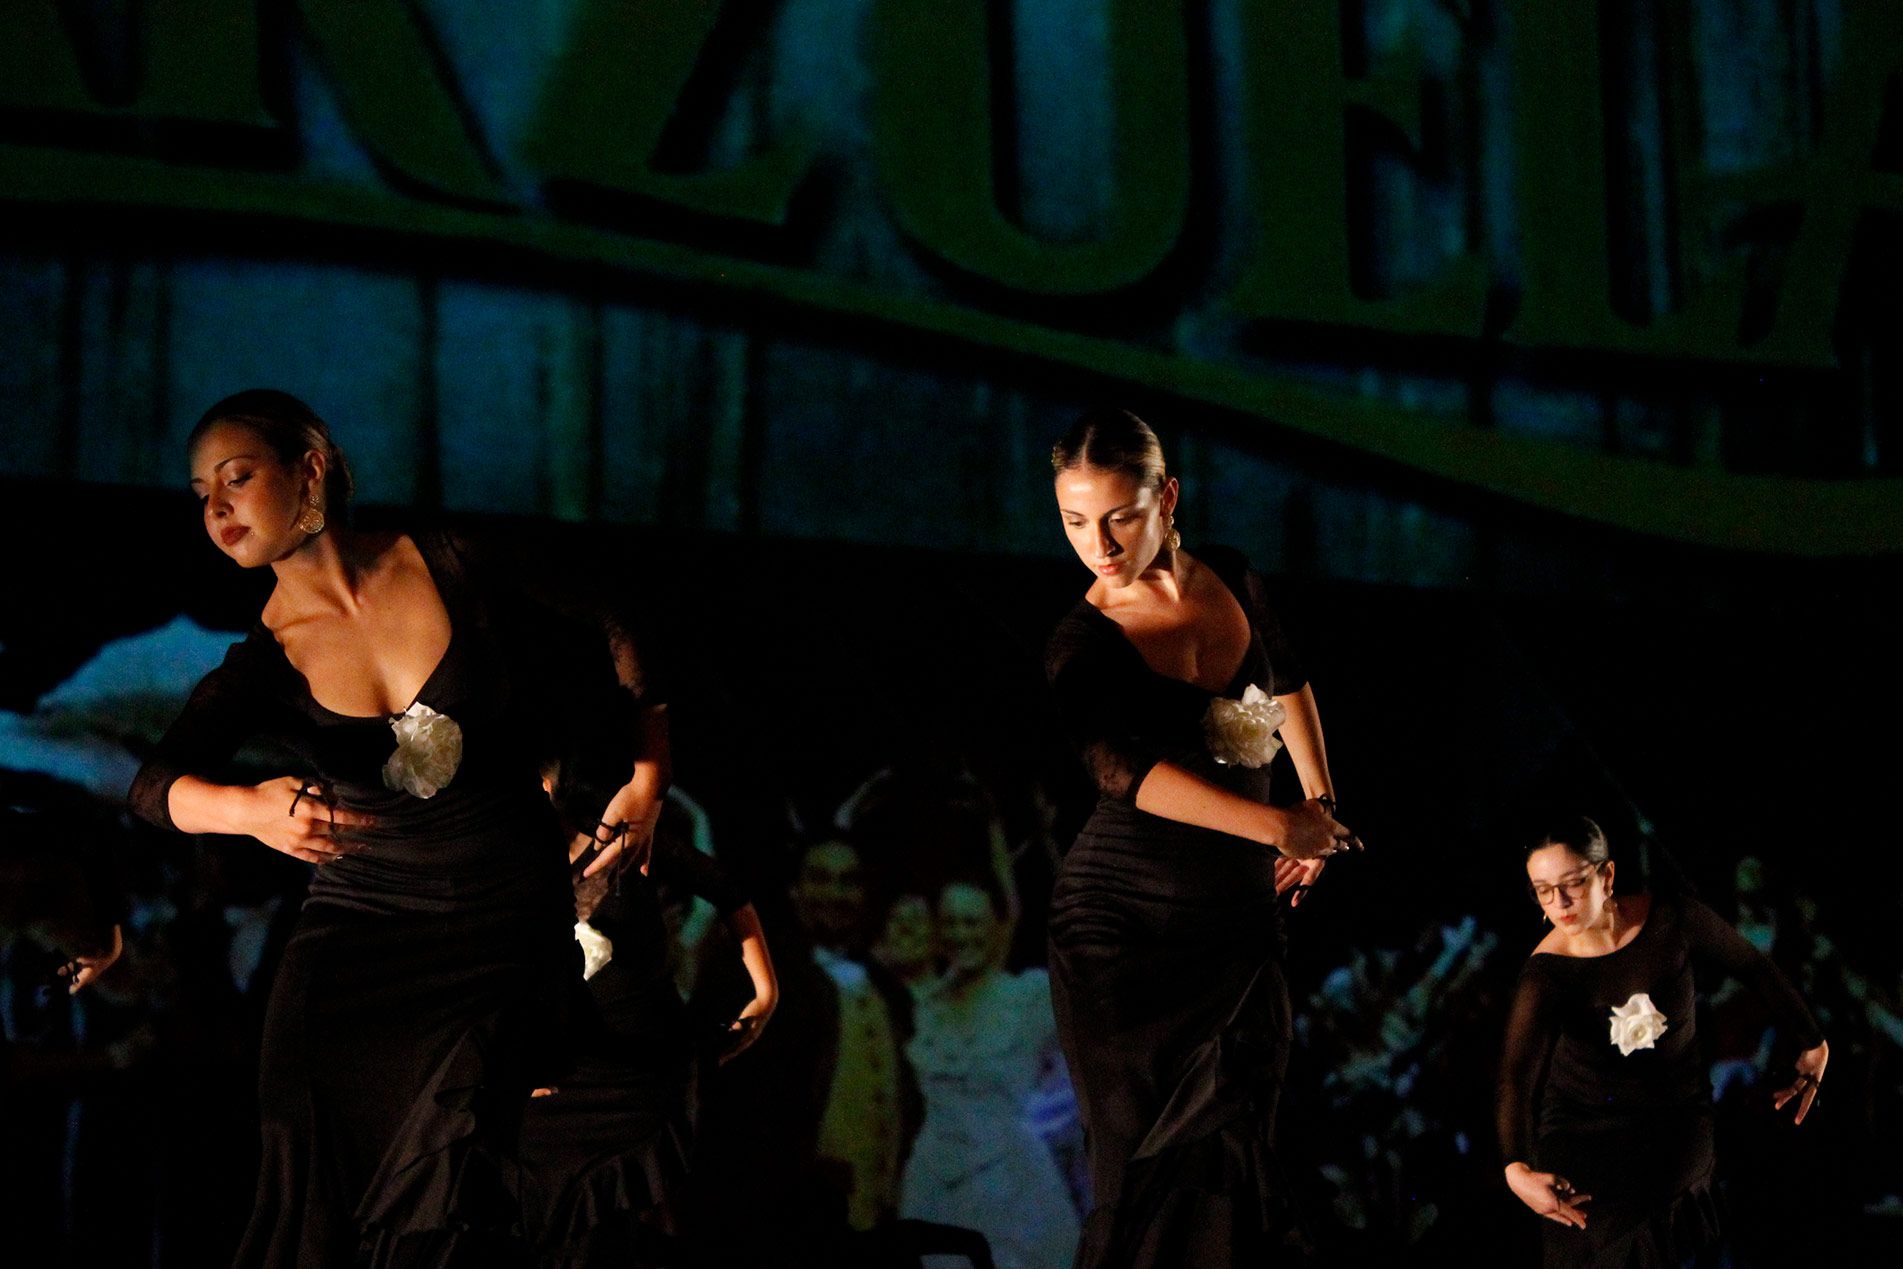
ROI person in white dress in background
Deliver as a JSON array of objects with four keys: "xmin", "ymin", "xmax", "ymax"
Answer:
[{"xmin": 900, "ymin": 872, "xmax": 1081, "ymax": 1269}]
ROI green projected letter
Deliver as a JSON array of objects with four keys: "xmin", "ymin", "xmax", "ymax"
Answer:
[
  {"xmin": 296, "ymin": 0, "xmax": 504, "ymax": 205},
  {"xmin": 1730, "ymin": 1, "xmax": 1903, "ymax": 367},
  {"xmin": 0, "ymin": 3, "xmax": 112, "ymax": 113},
  {"xmin": 1222, "ymin": 0, "xmax": 1484, "ymax": 336},
  {"xmin": 1503, "ymin": 0, "xmax": 1782, "ymax": 363},
  {"xmin": 871, "ymin": 0, "xmax": 1189, "ymax": 294},
  {"xmin": 523, "ymin": 0, "xmax": 819, "ymax": 225},
  {"xmin": 142, "ymin": 0, "xmax": 272, "ymax": 128},
  {"xmin": 0, "ymin": 0, "xmax": 268, "ymax": 125}
]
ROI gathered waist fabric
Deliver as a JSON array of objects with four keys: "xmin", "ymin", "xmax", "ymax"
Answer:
[
  {"xmin": 301, "ymin": 773, "xmax": 571, "ymax": 916},
  {"xmin": 1056, "ymin": 797, "xmax": 1287, "ymax": 916}
]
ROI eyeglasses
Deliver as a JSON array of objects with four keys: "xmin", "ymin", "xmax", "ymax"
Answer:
[{"xmin": 1529, "ymin": 862, "xmax": 1602, "ymax": 906}]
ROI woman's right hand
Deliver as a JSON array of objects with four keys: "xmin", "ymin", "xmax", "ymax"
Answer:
[
  {"xmin": 1504, "ymin": 1161, "xmax": 1591, "ymax": 1229},
  {"xmin": 1277, "ymin": 798, "xmax": 1357, "ymax": 861},
  {"xmin": 236, "ymin": 776, "xmax": 375, "ymax": 865}
]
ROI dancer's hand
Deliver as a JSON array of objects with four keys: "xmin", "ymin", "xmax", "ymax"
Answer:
[
  {"xmin": 1288, "ymin": 858, "xmax": 1328, "ymax": 908},
  {"xmin": 1505, "ymin": 1162, "xmax": 1591, "ymax": 1228},
  {"xmin": 1274, "ymin": 857, "xmax": 1306, "ymax": 895},
  {"xmin": 584, "ymin": 785, "xmax": 661, "ymax": 878},
  {"xmin": 1773, "ymin": 1039, "xmax": 1828, "ymax": 1125},
  {"xmin": 1279, "ymin": 798, "xmax": 1358, "ymax": 861},
  {"xmin": 717, "ymin": 991, "xmax": 778, "ymax": 1066},
  {"xmin": 239, "ymin": 776, "xmax": 374, "ymax": 865},
  {"xmin": 56, "ymin": 923, "xmax": 123, "ymax": 994},
  {"xmin": 1273, "ymin": 857, "xmax": 1328, "ymax": 903}
]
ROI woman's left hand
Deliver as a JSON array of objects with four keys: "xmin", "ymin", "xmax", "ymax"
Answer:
[
  {"xmin": 1288, "ymin": 858, "xmax": 1327, "ymax": 908},
  {"xmin": 57, "ymin": 923, "xmax": 124, "ymax": 995},
  {"xmin": 1773, "ymin": 1039, "xmax": 1828, "ymax": 1124},
  {"xmin": 718, "ymin": 992, "xmax": 778, "ymax": 1066},
  {"xmin": 584, "ymin": 785, "xmax": 662, "ymax": 878}
]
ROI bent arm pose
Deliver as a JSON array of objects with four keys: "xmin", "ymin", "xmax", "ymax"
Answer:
[
  {"xmin": 1042, "ymin": 408, "xmax": 1358, "ymax": 1269},
  {"xmin": 131, "ymin": 390, "xmax": 627, "ymax": 1268},
  {"xmin": 1496, "ymin": 816, "xmax": 1825, "ymax": 1265}
]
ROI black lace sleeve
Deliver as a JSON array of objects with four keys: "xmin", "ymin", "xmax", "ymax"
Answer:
[
  {"xmin": 1678, "ymin": 895, "xmax": 1823, "ymax": 1048},
  {"xmin": 127, "ymin": 631, "xmax": 274, "ymax": 832},
  {"xmin": 1496, "ymin": 957, "xmax": 1560, "ymax": 1166},
  {"xmin": 1045, "ymin": 611, "xmax": 1165, "ymax": 803}
]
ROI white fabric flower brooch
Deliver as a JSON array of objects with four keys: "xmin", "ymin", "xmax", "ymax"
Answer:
[
  {"xmin": 575, "ymin": 920, "xmax": 614, "ymax": 980},
  {"xmin": 1608, "ymin": 991, "xmax": 1668, "ymax": 1055},
  {"xmin": 381, "ymin": 701, "xmax": 464, "ymax": 799},
  {"xmin": 1203, "ymin": 683, "xmax": 1287, "ymax": 768}
]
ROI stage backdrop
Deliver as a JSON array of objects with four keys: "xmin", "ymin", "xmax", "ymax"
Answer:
[{"xmin": 1, "ymin": 0, "xmax": 1900, "ymax": 584}]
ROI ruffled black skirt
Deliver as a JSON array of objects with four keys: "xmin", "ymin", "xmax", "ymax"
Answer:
[
  {"xmin": 235, "ymin": 879, "xmax": 575, "ymax": 1269},
  {"xmin": 1049, "ymin": 803, "xmax": 1307, "ymax": 1268}
]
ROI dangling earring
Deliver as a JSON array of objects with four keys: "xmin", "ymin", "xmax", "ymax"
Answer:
[
  {"xmin": 297, "ymin": 500, "xmax": 326, "ymax": 535},
  {"xmin": 1164, "ymin": 514, "xmax": 1182, "ymax": 552}
]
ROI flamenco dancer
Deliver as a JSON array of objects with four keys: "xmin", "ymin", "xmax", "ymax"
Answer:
[
  {"xmin": 130, "ymin": 390, "xmax": 657, "ymax": 1266},
  {"xmin": 1497, "ymin": 815, "xmax": 1827, "ymax": 1266},
  {"xmin": 1042, "ymin": 409, "xmax": 1357, "ymax": 1266},
  {"xmin": 520, "ymin": 786, "xmax": 780, "ymax": 1268}
]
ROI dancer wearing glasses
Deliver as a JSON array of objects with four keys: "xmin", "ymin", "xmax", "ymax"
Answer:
[{"xmin": 1497, "ymin": 815, "xmax": 1828, "ymax": 1266}]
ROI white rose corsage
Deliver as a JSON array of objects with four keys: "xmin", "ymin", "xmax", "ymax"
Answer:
[
  {"xmin": 1608, "ymin": 991, "xmax": 1668, "ymax": 1055},
  {"xmin": 575, "ymin": 919, "xmax": 614, "ymax": 980},
  {"xmin": 381, "ymin": 701, "xmax": 464, "ymax": 799},
  {"xmin": 1203, "ymin": 683, "xmax": 1287, "ymax": 768}
]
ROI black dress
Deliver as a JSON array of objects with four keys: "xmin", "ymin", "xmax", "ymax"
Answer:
[
  {"xmin": 128, "ymin": 531, "xmax": 620, "ymax": 1268},
  {"xmin": 1495, "ymin": 893, "xmax": 1823, "ymax": 1267},
  {"xmin": 517, "ymin": 828, "xmax": 752, "ymax": 1268},
  {"xmin": 1045, "ymin": 546, "xmax": 1310, "ymax": 1268}
]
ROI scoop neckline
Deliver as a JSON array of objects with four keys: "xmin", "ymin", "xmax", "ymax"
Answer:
[
  {"xmin": 1074, "ymin": 547, "xmax": 1260, "ymax": 697},
  {"xmin": 1530, "ymin": 894, "xmax": 1659, "ymax": 961},
  {"xmin": 263, "ymin": 532, "xmax": 456, "ymax": 722}
]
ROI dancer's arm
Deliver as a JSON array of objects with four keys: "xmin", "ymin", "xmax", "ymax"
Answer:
[
  {"xmin": 131, "ymin": 635, "xmax": 372, "ymax": 861},
  {"xmin": 654, "ymin": 825, "xmax": 778, "ymax": 1063},
  {"xmin": 1241, "ymin": 559, "xmax": 1344, "ymax": 899},
  {"xmin": 719, "ymin": 902, "xmax": 780, "ymax": 1065},
  {"xmin": 1276, "ymin": 684, "xmax": 1340, "ymax": 903},
  {"xmin": 1130, "ymin": 764, "xmax": 1343, "ymax": 860},
  {"xmin": 1047, "ymin": 616, "xmax": 1351, "ymax": 860},
  {"xmin": 1679, "ymin": 896, "xmax": 1828, "ymax": 1123},
  {"xmin": 1497, "ymin": 962, "xmax": 1591, "ymax": 1229},
  {"xmin": 584, "ymin": 703, "xmax": 670, "ymax": 878}
]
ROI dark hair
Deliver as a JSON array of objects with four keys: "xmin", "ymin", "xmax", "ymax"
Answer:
[
  {"xmin": 1527, "ymin": 814, "xmax": 1611, "ymax": 866},
  {"xmin": 1051, "ymin": 407, "xmax": 1168, "ymax": 490},
  {"xmin": 189, "ymin": 389, "xmax": 354, "ymax": 515}
]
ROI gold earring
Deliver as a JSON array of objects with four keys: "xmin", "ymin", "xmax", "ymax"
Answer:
[
  {"xmin": 297, "ymin": 501, "xmax": 326, "ymax": 535},
  {"xmin": 1165, "ymin": 514, "xmax": 1182, "ymax": 552}
]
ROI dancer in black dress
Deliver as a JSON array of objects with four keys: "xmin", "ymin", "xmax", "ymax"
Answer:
[
  {"xmin": 1043, "ymin": 409, "xmax": 1356, "ymax": 1267},
  {"xmin": 1496, "ymin": 816, "xmax": 1828, "ymax": 1266},
  {"xmin": 130, "ymin": 391, "xmax": 661, "ymax": 1267},
  {"xmin": 520, "ymin": 794, "xmax": 779, "ymax": 1268}
]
